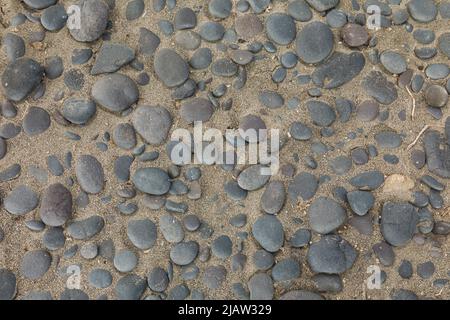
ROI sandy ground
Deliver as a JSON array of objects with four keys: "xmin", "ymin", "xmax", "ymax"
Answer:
[{"xmin": 0, "ymin": 0, "xmax": 449, "ymax": 300}]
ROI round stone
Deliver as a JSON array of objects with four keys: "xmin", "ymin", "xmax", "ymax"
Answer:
[
  {"xmin": 126, "ymin": 0, "xmax": 145, "ymax": 20},
  {"xmin": 154, "ymin": 49, "xmax": 189, "ymax": 88},
  {"xmin": 92, "ymin": 74, "xmax": 139, "ymax": 113},
  {"xmin": 407, "ymin": 0, "xmax": 438, "ymax": 23},
  {"xmin": 62, "ymin": 98, "xmax": 96, "ymax": 125},
  {"xmin": 41, "ymin": 4, "xmax": 68, "ymax": 31},
  {"xmin": 202, "ymin": 265, "xmax": 227, "ymax": 289},
  {"xmin": 180, "ymin": 98, "xmax": 214, "ymax": 123},
  {"xmin": 342, "ymin": 23, "xmax": 369, "ymax": 47},
  {"xmin": 438, "ymin": 33, "xmax": 450, "ymax": 58},
  {"xmin": 261, "ymin": 181, "xmax": 285, "ymax": 215},
  {"xmin": 211, "ymin": 58, "xmax": 238, "ymax": 77},
  {"xmin": 259, "ymin": 90, "xmax": 284, "ymax": 109},
  {"xmin": 380, "ymin": 51, "xmax": 407, "ymax": 75},
  {"xmin": 40, "ymin": 183, "xmax": 72, "ymax": 226},
  {"xmin": 272, "ymin": 258, "xmax": 300, "ymax": 282},
  {"xmin": 288, "ymin": 0, "xmax": 313, "ymax": 21},
  {"xmin": 290, "ymin": 229, "xmax": 311, "ymax": 248},
  {"xmin": 239, "ymin": 115, "xmax": 266, "ymax": 143},
  {"xmin": 308, "ymin": 197, "xmax": 347, "ymax": 234},
  {"xmin": 265, "ymin": 13, "xmax": 296, "ymax": 45},
  {"xmin": 114, "ymin": 249, "xmax": 138, "ymax": 272},
  {"xmin": 0, "ymin": 269, "xmax": 16, "ymax": 300},
  {"xmin": 235, "ymin": 14, "xmax": 263, "ymax": 40},
  {"xmin": 170, "ymin": 241, "xmax": 199, "ymax": 265},
  {"xmin": 24, "ymin": 0, "xmax": 57, "ymax": 9},
  {"xmin": 190, "ymin": 48, "xmax": 212, "ymax": 69},
  {"xmin": 112, "ymin": 123, "xmax": 136, "ymax": 150},
  {"xmin": 68, "ymin": 0, "xmax": 109, "ymax": 42},
  {"xmin": 174, "ymin": 7, "xmax": 197, "ymax": 30},
  {"xmin": 127, "ymin": 219, "xmax": 157, "ymax": 250},
  {"xmin": 209, "ymin": 0, "xmax": 232, "ymax": 19},
  {"xmin": 115, "ymin": 274, "xmax": 146, "ymax": 300},
  {"xmin": 43, "ymin": 227, "xmax": 65, "ymax": 251},
  {"xmin": 88, "ymin": 269, "xmax": 112, "ymax": 289},
  {"xmin": 4, "ymin": 185, "xmax": 39, "ymax": 215},
  {"xmin": 159, "ymin": 214, "xmax": 184, "ymax": 243},
  {"xmin": 75, "ymin": 155, "xmax": 105, "ymax": 194},
  {"xmin": 252, "ymin": 250, "xmax": 274, "ymax": 270},
  {"xmin": 2, "ymin": 33, "xmax": 25, "ymax": 61},
  {"xmin": 147, "ymin": 267, "xmax": 169, "ymax": 292},
  {"xmin": 417, "ymin": 261, "xmax": 435, "ymax": 279},
  {"xmin": 347, "ymin": 191, "xmax": 375, "ymax": 216},
  {"xmin": 132, "ymin": 105, "xmax": 172, "ymax": 145},
  {"xmin": 425, "ymin": 85, "xmax": 448, "ymax": 108},
  {"xmin": 20, "ymin": 250, "xmax": 52, "ymax": 280},
  {"xmin": 211, "ymin": 235, "xmax": 233, "ymax": 259},
  {"xmin": 199, "ymin": 22, "xmax": 225, "ymax": 42},
  {"xmin": 237, "ymin": 165, "xmax": 270, "ymax": 191},
  {"xmin": 307, "ymin": 235, "xmax": 357, "ymax": 274},
  {"xmin": 296, "ymin": 22, "xmax": 334, "ymax": 64},
  {"xmin": 22, "ymin": 107, "xmax": 50, "ymax": 136},
  {"xmin": 381, "ymin": 202, "xmax": 419, "ymax": 246},
  {"xmin": 132, "ymin": 167, "xmax": 170, "ymax": 195},
  {"xmin": 248, "ymin": 273, "xmax": 273, "ymax": 300},
  {"xmin": 252, "ymin": 215, "xmax": 284, "ymax": 252},
  {"xmin": 1, "ymin": 58, "xmax": 44, "ymax": 101},
  {"xmin": 306, "ymin": 100, "xmax": 336, "ymax": 127},
  {"xmin": 357, "ymin": 100, "xmax": 379, "ymax": 121}
]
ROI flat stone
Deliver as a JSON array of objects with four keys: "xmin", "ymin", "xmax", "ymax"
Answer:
[
  {"xmin": 20, "ymin": 250, "xmax": 52, "ymax": 280},
  {"xmin": 132, "ymin": 167, "xmax": 171, "ymax": 195},
  {"xmin": 154, "ymin": 49, "xmax": 189, "ymax": 87},
  {"xmin": 347, "ymin": 191, "xmax": 374, "ymax": 216},
  {"xmin": 407, "ymin": 0, "xmax": 437, "ymax": 23},
  {"xmin": 296, "ymin": 21, "xmax": 334, "ymax": 64},
  {"xmin": 170, "ymin": 241, "xmax": 199, "ymax": 265},
  {"xmin": 91, "ymin": 43, "xmax": 135, "ymax": 75},
  {"xmin": 115, "ymin": 274, "xmax": 146, "ymax": 300},
  {"xmin": 0, "ymin": 269, "xmax": 16, "ymax": 300},
  {"xmin": 288, "ymin": 172, "xmax": 318, "ymax": 201},
  {"xmin": 363, "ymin": 71, "xmax": 398, "ymax": 105},
  {"xmin": 381, "ymin": 202, "xmax": 419, "ymax": 246},
  {"xmin": 68, "ymin": 0, "xmax": 109, "ymax": 42},
  {"xmin": 342, "ymin": 23, "xmax": 369, "ymax": 47},
  {"xmin": 265, "ymin": 13, "xmax": 296, "ymax": 45},
  {"xmin": 67, "ymin": 216, "xmax": 105, "ymax": 240},
  {"xmin": 62, "ymin": 98, "xmax": 96, "ymax": 125},
  {"xmin": 237, "ymin": 165, "xmax": 270, "ymax": 191},
  {"xmin": 248, "ymin": 273, "xmax": 273, "ymax": 300},
  {"xmin": 306, "ymin": 100, "xmax": 336, "ymax": 127},
  {"xmin": 180, "ymin": 98, "xmax": 214, "ymax": 123},
  {"xmin": 261, "ymin": 181, "xmax": 285, "ymax": 214}
]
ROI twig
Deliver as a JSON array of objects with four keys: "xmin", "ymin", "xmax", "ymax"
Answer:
[
  {"xmin": 406, "ymin": 86, "xmax": 416, "ymax": 120},
  {"xmin": 407, "ymin": 125, "xmax": 430, "ymax": 151}
]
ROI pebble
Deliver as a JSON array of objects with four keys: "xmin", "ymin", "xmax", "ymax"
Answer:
[
  {"xmin": 261, "ymin": 181, "xmax": 285, "ymax": 215},
  {"xmin": 350, "ymin": 171, "xmax": 384, "ymax": 191},
  {"xmin": 211, "ymin": 58, "xmax": 238, "ymax": 77},
  {"xmin": 62, "ymin": 99, "xmax": 96, "ymax": 125},
  {"xmin": 425, "ymin": 64, "xmax": 450, "ymax": 80},
  {"xmin": 309, "ymin": 197, "xmax": 347, "ymax": 234},
  {"xmin": 398, "ymin": 260, "xmax": 413, "ymax": 279},
  {"xmin": 306, "ymin": 0, "xmax": 339, "ymax": 12},
  {"xmin": 41, "ymin": 4, "xmax": 67, "ymax": 31},
  {"xmin": 363, "ymin": 71, "xmax": 398, "ymax": 105},
  {"xmin": 209, "ymin": 0, "xmax": 232, "ymax": 19},
  {"xmin": 147, "ymin": 267, "xmax": 169, "ymax": 292},
  {"xmin": 91, "ymin": 43, "xmax": 135, "ymax": 75},
  {"xmin": 380, "ymin": 51, "xmax": 407, "ymax": 75},
  {"xmin": 265, "ymin": 13, "xmax": 296, "ymax": 45},
  {"xmin": 112, "ymin": 123, "xmax": 136, "ymax": 150},
  {"xmin": 0, "ymin": 269, "xmax": 16, "ymax": 300},
  {"xmin": 180, "ymin": 98, "xmax": 214, "ymax": 123},
  {"xmin": 22, "ymin": 107, "xmax": 50, "ymax": 136},
  {"xmin": 381, "ymin": 202, "xmax": 418, "ymax": 246},
  {"xmin": 199, "ymin": 22, "xmax": 225, "ymax": 42},
  {"xmin": 357, "ymin": 100, "xmax": 379, "ymax": 122},
  {"xmin": 288, "ymin": 0, "xmax": 313, "ymax": 21},
  {"xmin": 2, "ymin": 33, "xmax": 25, "ymax": 61},
  {"xmin": 417, "ymin": 261, "xmax": 435, "ymax": 279},
  {"xmin": 237, "ymin": 165, "xmax": 270, "ymax": 191},
  {"xmin": 425, "ymin": 85, "xmax": 448, "ymax": 108},
  {"xmin": 72, "ymin": 48, "xmax": 92, "ymax": 65},
  {"xmin": 375, "ymin": 131, "xmax": 402, "ymax": 149},
  {"xmin": 170, "ymin": 241, "xmax": 199, "ymax": 265},
  {"xmin": 212, "ymin": 235, "xmax": 233, "ymax": 259},
  {"xmin": 126, "ymin": 0, "xmax": 145, "ymax": 20},
  {"xmin": 272, "ymin": 258, "xmax": 300, "ymax": 282},
  {"xmin": 288, "ymin": 172, "xmax": 318, "ymax": 201},
  {"xmin": 24, "ymin": 0, "xmax": 56, "ymax": 9},
  {"xmin": 313, "ymin": 274, "xmax": 342, "ymax": 293},
  {"xmin": 306, "ymin": 100, "xmax": 336, "ymax": 127},
  {"xmin": 88, "ymin": 269, "xmax": 112, "ymax": 289},
  {"xmin": 127, "ymin": 219, "xmax": 157, "ymax": 250},
  {"xmin": 235, "ymin": 14, "xmax": 263, "ymax": 40},
  {"xmin": 80, "ymin": 243, "xmax": 98, "ymax": 259},
  {"xmin": 91, "ymin": 74, "xmax": 139, "ymax": 113},
  {"xmin": 407, "ymin": 0, "xmax": 438, "ymax": 23},
  {"xmin": 20, "ymin": 250, "xmax": 52, "ymax": 280},
  {"xmin": 296, "ymin": 22, "xmax": 334, "ymax": 64},
  {"xmin": 1, "ymin": 58, "xmax": 44, "ymax": 101},
  {"xmin": 138, "ymin": 28, "xmax": 160, "ymax": 57},
  {"xmin": 40, "ymin": 183, "xmax": 72, "ymax": 227},
  {"xmin": 115, "ymin": 274, "xmax": 146, "ymax": 300},
  {"xmin": 159, "ymin": 214, "xmax": 184, "ymax": 243},
  {"xmin": 132, "ymin": 167, "xmax": 170, "ymax": 195},
  {"xmin": 67, "ymin": 215, "xmax": 105, "ymax": 240},
  {"xmin": 4, "ymin": 185, "xmax": 39, "ymax": 216},
  {"xmin": 114, "ymin": 249, "xmax": 138, "ymax": 272},
  {"xmin": 252, "ymin": 215, "xmax": 284, "ymax": 252},
  {"xmin": 346, "ymin": 191, "xmax": 374, "ymax": 216},
  {"xmin": 174, "ymin": 7, "xmax": 197, "ymax": 30},
  {"xmin": 372, "ymin": 241, "xmax": 395, "ymax": 266},
  {"xmin": 342, "ymin": 23, "xmax": 369, "ymax": 47},
  {"xmin": 75, "ymin": 155, "xmax": 105, "ymax": 194},
  {"xmin": 154, "ymin": 49, "xmax": 189, "ymax": 87},
  {"xmin": 307, "ymin": 235, "xmax": 357, "ymax": 274},
  {"xmin": 259, "ymin": 90, "xmax": 284, "ymax": 109},
  {"xmin": 202, "ymin": 265, "xmax": 227, "ymax": 289},
  {"xmin": 190, "ymin": 48, "xmax": 213, "ymax": 69},
  {"xmin": 68, "ymin": 0, "xmax": 110, "ymax": 42},
  {"xmin": 248, "ymin": 273, "xmax": 273, "ymax": 300}
]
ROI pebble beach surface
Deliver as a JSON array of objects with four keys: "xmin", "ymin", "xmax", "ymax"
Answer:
[{"xmin": 0, "ymin": 0, "xmax": 449, "ymax": 300}]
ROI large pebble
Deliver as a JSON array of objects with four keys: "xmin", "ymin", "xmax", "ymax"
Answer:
[
  {"xmin": 154, "ymin": 49, "xmax": 189, "ymax": 87},
  {"xmin": 68, "ymin": 0, "xmax": 110, "ymax": 42},
  {"xmin": 40, "ymin": 183, "xmax": 72, "ymax": 226},
  {"xmin": 170, "ymin": 241, "xmax": 199, "ymax": 265},
  {"xmin": 132, "ymin": 167, "xmax": 171, "ymax": 195},
  {"xmin": 252, "ymin": 215, "xmax": 284, "ymax": 252},
  {"xmin": 0, "ymin": 269, "xmax": 16, "ymax": 300},
  {"xmin": 381, "ymin": 202, "xmax": 419, "ymax": 246},
  {"xmin": 296, "ymin": 22, "xmax": 334, "ymax": 64},
  {"xmin": 62, "ymin": 98, "xmax": 96, "ymax": 125},
  {"xmin": 407, "ymin": 0, "xmax": 437, "ymax": 23},
  {"xmin": 91, "ymin": 43, "xmax": 135, "ymax": 75},
  {"xmin": 67, "ymin": 215, "xmax": 105, "ymax": 240},
  {"xmin": 20, "ymin": 250, "xmax": 52, "ymax": 280},
  {"xmin": 237, "ymin": 165, "xmax": 270, "ymax": 191},
  {"xmin": 127, "ymin": 219, "xmax": 157, "ymax": 250},
  {"xmin": 180, "ymin": 98, "xmax": 214, "ymax": 123},
  {"xmin": 75, "ymin": 155, "xmax": 105, "ymax": 194},
  {"xmin": 265, "ymin": 13, "xmax": 296, "ymax": 45},
  {"xmin": 4, "ymin": 185, "xmax": 39, "ymax": 216},
  {"xmin": 1, "ymin": 58, "xmax": 44, "ymax": 102},
  {"xmin": 92, "ymin": 74, "xmax": 139, "ymax": 113},
  {"xmin": 309, "ymin": 197, "xmax": 347, "ymax": 234},
  {"xmin": 261, "ymin": 181, "xmax": 285, "ymax": 214},
  {"xmin": 132, "ymin": 105, "xmax": 172, "ymax": 145}
]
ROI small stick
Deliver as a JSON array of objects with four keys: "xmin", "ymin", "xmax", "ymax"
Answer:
[
  {"xmin": 406, "ymin": 86, "xmax": 416, "ymax": 120},
  {"xmin": 407, "ymin": 125, "xmax": 430, "ymax": 151}
]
